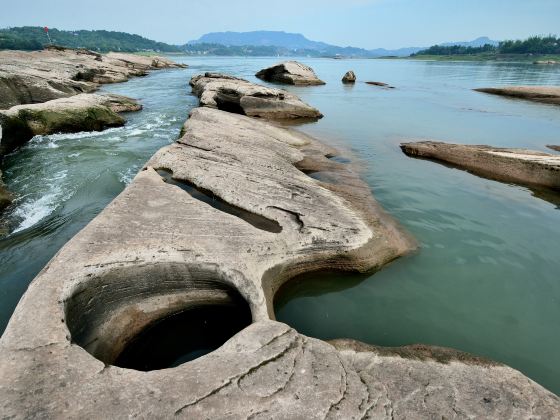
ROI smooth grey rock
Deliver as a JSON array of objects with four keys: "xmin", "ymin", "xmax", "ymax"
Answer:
[
  {"xmin": 0, "ymin": 48, "xmax": 186, "ymax": 109},
  {"xmin": 475, "ymin": 86, "xmax": 560, "ymax": 105},
  {"xmin": 1, "ymin": 107, "xmax": 558, "ymax": 417},
  {"xmin": 0, "ymin": 93, "xmax": 141, "ymax": 156},
  {"xmin": 342, "ymin": 70, "xmax": 356, "ymax": 84},
  {"xmin": 190, "ymin": 72, "xmax": 323, "ymax": 120},
  {"xmin": 256, "ymin": 61, "xmax": 326, "ymax": 85},
  {"xmin": 401, "ymin": 141, "xmax": 560, "ymax": 189}
]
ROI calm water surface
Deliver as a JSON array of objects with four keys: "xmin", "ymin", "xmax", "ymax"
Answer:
[{"xmin": 1, "ymin": 57, "xmax": 559, "ymax": 394}]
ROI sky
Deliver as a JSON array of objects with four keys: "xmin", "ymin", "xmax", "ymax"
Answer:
[{"xmin": 1, "ymin": 0, "xmax": 559, "ymax": 49}]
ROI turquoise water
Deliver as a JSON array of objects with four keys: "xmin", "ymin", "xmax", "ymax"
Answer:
[{"xmin": 1, "ymin": 57, "xmax": 559, "ymax": 394}]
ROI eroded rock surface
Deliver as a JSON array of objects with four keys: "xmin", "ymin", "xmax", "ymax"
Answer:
[
  {"xmin": 190, "ymin": 72, "xmax": 323, "ymax": 120},
  {"xmin": 0, "ymin": 47, "xmax": 186, "ymax": 109},
  {"xmin": 0, "ymin": 93, "xmax": 140, "ymax": 156},
  {"xmin": 401, "ymin": 141, "xmax": 560, "ymax": 189},
  {"xmin": 1, "ymin": 107, "xmax": 558, "ymax": 418},
  {"xmin": 256, "ymin": 61, "xmax": 325, "ymax": 86},
  {"xmin": 475, "ymin": 86, "xmax": 560, "ymax": 105},
  {"xmin": 342, "ymin": 70, "xmax": 356, "ymax": 84}
]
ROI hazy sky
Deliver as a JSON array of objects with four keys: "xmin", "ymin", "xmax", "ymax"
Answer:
[{"xmin": 1, "ymin": 0, "xmax": 559, "ymax": 49}]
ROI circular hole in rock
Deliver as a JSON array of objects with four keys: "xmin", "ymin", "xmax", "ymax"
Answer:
[{"xmin": 114, "ymin": 300, "xmax": 252, "ymax": 371}]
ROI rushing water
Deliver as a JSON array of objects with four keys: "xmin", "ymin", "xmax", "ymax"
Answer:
[{"xmin": 1, "ymin": 56, "xmax": 560, "ymax": 394}]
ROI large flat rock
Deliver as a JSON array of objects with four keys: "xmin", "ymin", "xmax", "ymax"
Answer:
[
  {"xmin": 0, "ymin": 47, "xmax": 186, "ymax": 109},
  {"xmin": 190, "ymin": 72, "xmax": 323, "ymax": 120},
  {"xmin": 474, "ymin": 86, "xmax": 560, "ymax": 105},
  {"xmin": 401, "ymin": 141, "xmax": 560, "ymax": 189},
  {"xmin": 1, "ymin": 107, "xmax": 558, "ymax": 418},
  {"xmin": 0, "ymin": 93, "xmax": 140, "ymax": 156},
  {"xmin": 256, "ymin": 61, "xmax": 326, "ymax": 86}
]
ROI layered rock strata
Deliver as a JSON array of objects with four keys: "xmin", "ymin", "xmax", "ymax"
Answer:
[
  {"xmin": 474, "ymin": 86, "xmax": 560, "ymax": 105},
  {"xmin": 0, "ymin": 47, "xmax": 186, "ymax": 109},
  {"xmin": 401, "ymin": 141, "xmax": 560, "ymax": 189},
  {"xmin": 0, "ymin": 93, "xmax": 140, "ymax": 156},
  {"xmin": 1, "ymin": 107, "xmax": 558, "ymax": 418},
  {"xmin": 190, "ymin": 72, "xmax": 323, "ymax": 120},
  {"xmin": 256, "ymin": 61, "xmax": 325, "ymax": 86}
]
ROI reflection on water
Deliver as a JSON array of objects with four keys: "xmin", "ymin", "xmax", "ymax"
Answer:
[{"xmin": 1, "ymin": 57, "xmax": 560, "ymax": 395}]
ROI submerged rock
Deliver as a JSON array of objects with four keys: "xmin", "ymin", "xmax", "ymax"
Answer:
[
  {"xmin": 189, "ymin": 72, "xmax": 323, "ymax": 120},
  {"xmin": 475, "ymin": 86, "xmax": 560, "ymax": 105},
  {"xmin": 1, "ymin": 106, "xmax": 558, "ymax": 417},
  {"xmin": 256, "ymin": 61, "xmax": 325, "ymax": 85},
  {"xmin": 342, "ymin": 70, "xmax": 356, "ymax": 83},
  {"xmin": 401, "ymin": 141, "xmax": 560, "ymax": 189},
  {"xmin": 0, "ymin": 170, "xmax": 12, "ymax": 212},
  {"xmin": 0, "ymin": 47, "xmax": 186, "ymax": 109},
  {"xmin": 0, "ymin": 93, "xmax": 140, "ymax": 156},
  {"xmin": 366, "ymin": 81, "xmax": 395, "ymax": 88}
]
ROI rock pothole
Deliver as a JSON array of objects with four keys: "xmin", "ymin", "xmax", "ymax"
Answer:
[{"xmin": 64, "ymin": 263, "xmax": 253, "ymax": 370}]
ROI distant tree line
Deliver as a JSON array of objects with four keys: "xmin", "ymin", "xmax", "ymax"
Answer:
[
  {"xmin": 414, "ymin": 35, "xmax": 560, "ymax": 56},
  {"xmin": 0, "ymin": 26, "xmax": 181, "ymax": 52}
]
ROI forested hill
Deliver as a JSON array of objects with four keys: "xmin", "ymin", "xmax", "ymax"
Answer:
[
  {"xmin": 414, "ymin": 35, "xmax": 560, "ymax": 56},
  {"xmin": 0, "ymin": 26, "xmax": 181, "ymax": 52}
]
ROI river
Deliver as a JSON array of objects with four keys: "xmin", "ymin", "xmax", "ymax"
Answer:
[{"xmin": 1, "ymin": 56, "xmax": 559, "ymax": 394}]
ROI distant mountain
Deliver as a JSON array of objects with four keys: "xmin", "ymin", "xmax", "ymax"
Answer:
[
  {"xmin": 190, "ymin": 31, "xmax": 330, "ymax": 50},
  {"xmin": 369, "ymin": 47, "xmax": 424, "ymax": 57},
  {"xmin": 0, "ymin": 26, "xmax": 181, "ymax": 52},
  {"xmin": 440, "ymin": 36, "xmax": 499, "ymax": 48},
  {"xmin": 188, "ymin": 30, "xmax": 372, "ymax": 57},
  {"xmin": 188, "ymin": 31, "xmax": 499, "ymax": 57}
]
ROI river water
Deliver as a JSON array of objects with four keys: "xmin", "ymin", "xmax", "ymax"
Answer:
[{"xmin": 1, "ymin": 57, "xmax": 559, "ymax": 394}]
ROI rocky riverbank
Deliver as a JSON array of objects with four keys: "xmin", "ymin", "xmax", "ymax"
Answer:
[
  {"xmin": 475, "ymin": 86, "xmax": 560, "ymax": 105},
  {"xmin": 0, "ymin": 47, "xmax": 185, "ymax": 214},
  {"xmin": 1, "ymin": 73, "xmax": 559, "ymax": 417},
  {"xmin": 0, "ymin": 46, "xmax": 186, "ymax": 109},
  {"xmin": 400, "ymin": 141, "xmax": 560, "ymax": 189}
]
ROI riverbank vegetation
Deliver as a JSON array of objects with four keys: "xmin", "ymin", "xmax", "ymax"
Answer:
[
  {"xmin": 0, "ymin": 26, "xmax": 181, "ymax": 52},
  {"xmin": 412, "ymin": 35, "xmax": 560, "ymax": 61}
]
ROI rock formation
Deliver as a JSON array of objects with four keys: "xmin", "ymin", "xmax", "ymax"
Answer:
[
  {"xmin": 401, "ymin": 141, "xmax": 560, "ymax": 189},
  {"xmin": 190, "ymin": 73, "xmax": 323, "ymax": 120},
  {"xmin": 342, "ymin": 70, "xmax": 356, "ymax": 84},
  {"xmin": 1, "ymin": 105, "xmax": 558, "ymax": 417},
  {"xmin": 0, "ymin": 93, "xmax": 140, "ymax": 156},
  {"xmin": 366, "ymin": 81, "xmax": 395, "ymax": 89},
  {"xmin": 0, "ymin": 47, "xmax": 186, "ymax": 109},
  {"xmin": 0, "ymin": 169, "xmax": 12, "ymax": 211},
  {"xmin": 256, "ymin": 61, "xmax": 325, "ymax": 86},
  {"xmin": 474, "ymin": 86, "xmax": 560, "ymax": 105},
  {"xmin": 548, "ymin": 145, "xmax": 560, "ymax": 152}
]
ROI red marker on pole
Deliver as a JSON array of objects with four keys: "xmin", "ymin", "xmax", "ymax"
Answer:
[{"xmin": 44, "ymin": 26, "xmax": 52, "ymax": 44}]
